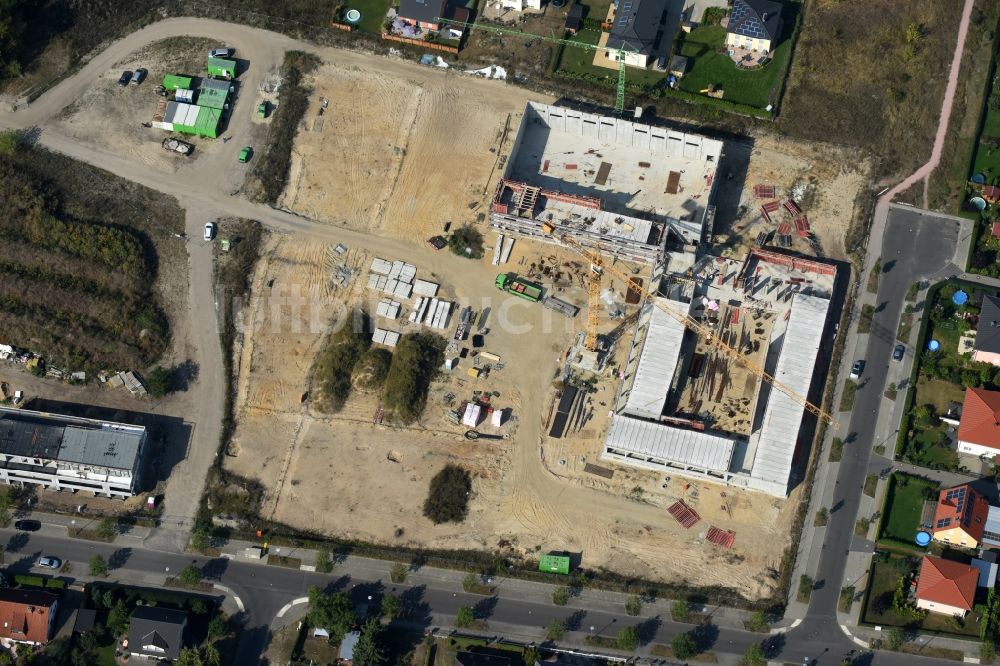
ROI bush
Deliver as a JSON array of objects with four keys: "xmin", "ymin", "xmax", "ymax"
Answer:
[
  {"xmin": 448, "ymin": 225, "xmax": 485, "ymax": 259},
  {"xmin": 314, "ymin": 311, "xmax": 371, "ymax": 412},
  {"xmin": 743, "ymin": 642, "xmax": 765, "ymax": 666},
  {"xmin": 672, "ymin": 599, "xmax": 689, "ymax": 621},
  {"xmin": 178, "ymin": 565, "xmax": 202, "ymax": 586},
  {"xmin": 315, "ymin": 550, "xmax": 334, "ymax": 573},
  {"xmin": 383, "ymin": 332, "xmax": 447, "ymax": 423},
  {"xmin": 352, "ymin": 347, "xmax": 393, "ymax": 391},
  {"xmin": 423, "ymin": 464, "xmax": 471, "ymax": 524},
  {"xmin": 144, "ymin": 366, "xmax": 173, "ymax": 397},
  {"xmin": 390, "ymin": 562, "xmax": 407, "ymax": 584},
  {"xmin": 552, "ymin": 586, "xmax": 570, "ymax": 606}
]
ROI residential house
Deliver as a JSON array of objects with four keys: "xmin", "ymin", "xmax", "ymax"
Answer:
[
  {"xmin": 725, "ymin": 0, "xmax": 782, "ymax": 54},
  {"xmin": 0, "ymin": 589, "xmax": 59, "ymax": 645},
  {"xmin": 127, "ymin": 607, "xmax": 188, "ymax": 661},
  {"xmin": 957, "ymin": 386, "xmax": 1000, "ymax": 457},
  {"xmin": 973, "ymin": 296, "xmax": 1000, "ymax": 366},
  {"xmin": 446, "ymin": 7, "xmax": 470, "ymax": 38},
  {"xmin": 339, "ymin": 630, "xmax": 361, "ymax": 664},
  {"xmin": 455, "ymin": 652, "xmax": 515, "ymax": 666},
  {"xmin": 915, "ymin": 556, "xmax": 979, "ymax": 616},
  {"xmin": 930, "ymin": 483, "xmax": 989, "ymax": 548},
  {"xmin": 397, "ymin": 0, "xmax": 448, "ymax": 30},
  {"xmin": 603, "ymin": 0, "xmax": 669, "ymax": 68}
]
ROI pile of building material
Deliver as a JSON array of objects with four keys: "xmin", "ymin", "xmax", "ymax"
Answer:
[
  {"xmin": 375, "ymin": 299, "xmax": 401, "ymax": 319},
  {"xmin": 106, "ymin": 370, "xmax": 147, "ymax": 396},
  {"xmin": 410, "ymin": 297, "xmax": 452, "ymax": 329},
  {"xmin": 492, "ymin": 234, "xmax": 516, "ymax": 266},
  {"xmin": 413, "ymin": 279, "xmax": 439, "ymax": 297},
  {"xmin": 372, "ymin": 328, "xmax": 400, "ymax": 347}
]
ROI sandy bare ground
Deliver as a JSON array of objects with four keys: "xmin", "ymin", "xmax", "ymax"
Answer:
[
  {"xmin": 715, "ymin": 134, "xmax": 872, "ymax": 262},
  {"xmin": 225, "ymin": 232, "xmax": 790, "ymax": 599},
  {"xmin": 279, "ymin": 63, "xmax": 540, "ymax": 242}
]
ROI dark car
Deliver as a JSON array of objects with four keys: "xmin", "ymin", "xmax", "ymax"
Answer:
[
  {"xmin": 14, "ymin": 520, "xmax": 40, "ymax": 532},
  {"xmin": 427, "ymin": 236, "xmax": 447, "ymax": 250},
  {"xmin": 130, "ymin": 68, "xmax": 147, "ymax": 85},
  {"xmin": 893, "ymin": 344, "xmax": 905, "ymax": 361},
  {"xmin": 117, "ymin": 71, "xmax": 133, "ymax": 87}
]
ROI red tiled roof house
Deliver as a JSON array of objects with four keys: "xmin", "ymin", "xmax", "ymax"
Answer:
[
  {"xmin": 0, "ymin": 589, "xmax": 59, "ymax": 645},
  {"xmin": 983, "ymin": 185, "xmax": 1000, "ymax": 205},
  {"xmin": 958, "ymin": 387, "xmax": 1000, "ymax": 458},
  {"xmin": 931, "ymin": 483, "xmax": 990, "ymax": 548},
  {"xmin": 915, "ymin": 556, "xmax": 979, "ymax": 616}
]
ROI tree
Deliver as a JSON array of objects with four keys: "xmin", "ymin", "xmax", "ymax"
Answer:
[
  {"xmin": 176, "ymin": 644, "xmax": 222, "ymax": 666},
  {"xmin": 454, "ymin": 605, "xmax": 475, "ymax": 628},
  {"xmin": 89, "ymin": 554, "xmax": 108, "ymax": 577},
  {"xmin": 552, "ymin": 586, "xmax": 570, "ymax": 606},
  {"xmin": 671, "ymin": 631, "xmax": 697, "ymax": 659},
  {"xmin": 178, "ymin": 565, "xmax": 202, "ymax": 586},
  {"xmin": 207, "ymin": 613, "xmax": 229, "ymax": 639},
  {"xmin": 546, "ymin": 619, "xmax": 566, "ymax": 641},
  {"xmin": 0, "ymin": 487, "xmax": 11, "ymax": 526},
  {"xmin": 352, "ymin": 348, "xmax": 393, "ymax": 391},
  {"xmin": 462, "ymin": 572, "xmax": 480, "ymax": 592},
  {"xmin": 108, "ymin": 599, "xmax": 130, "ymax": 635},
  {"xmin": 0, "ymin": 130, "xmax": 22, "ymax": 156},
  {"xmin": 353, "ymin": 618, "xmax": 386, "ymax": 666},
  {"xmin": 96, "ymin": 516, "xmax": 117, "ymax": 540},
  {"xmin": 383, "ymin": 332, "xmax": 447, "ymax": 423},
  {"xmin": 422, "ymin": 464, "xmax": 472, "ymax": 524},
  {"xmin": 616, "ymin": 625, "xmax": 640, "ymax": 651},
  {"xmin": 448, "ymin": 225, "xmax": 485, "ymax": 259},
  {"xmin": 381, "ymin": 594, "xmax": 402, "ymax": 619},
  {"xmin": 746, "ymin": 610, "xmax": 768, "ymax": 632},
  {"xmin": 144, "ymin": 366, "xmax": 174, "ymax": 397},
  {"xmin": 306, "ymin": 586, "xmax": 356, "ymax": 641},
  {"xmin": 190, "ymin": 526, "xmax": 211, "ymax": 553},
  {"xmin": 390, "ymin": 562, "xmax": 407, "ymax": 584},
  {"xmin": 743, "ymin": 642, "xmax": 765, "ymax": 666},
  {"xmin": 982, "ymin": 641, "xmax": 996, "ymax": 664},
  {"xmin": 671, "ymin": 600, "xmax": 689, "ymax": 621},
  {"xmin": 316, "ymin": 550, "xmax": 334, "ymax": 574},
  {"xmin": 625, "ymin": 594, "xmax": 642, "ymax": 616}
]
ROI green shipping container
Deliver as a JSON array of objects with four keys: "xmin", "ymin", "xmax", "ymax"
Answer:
[
  {"xmin": 538, "ymin": 554, "xmax": 570, "ymax": 575},
  {"xmin": 207, "ymin": 57, "xmax": 237, "ymax": 78},
  {"xmin": 163, "ymin": 74, "xmax": 193, "ymax": 91}
]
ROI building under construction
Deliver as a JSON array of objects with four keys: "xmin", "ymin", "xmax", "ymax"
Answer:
[
  {"xmin": 490, "ymin": 102, "xmax": 724, "ymax": 265},
  {"xmin": 604, "ymin": 249, "xmax": 837, "ymax": 497}
]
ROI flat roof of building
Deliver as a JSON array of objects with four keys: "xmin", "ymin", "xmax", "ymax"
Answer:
[
  {"xmin": 0, "ymin": 407, "xmax": 145, "ymax": 471},
  {"xmin": 507, "ymin": 102, "xmax": 722, "ymax": 224},
  {"xmin": 605, "ymin": 413, "xmax": 736, "ymax": 473},
  {"xmin": 746, "ymin": 293, "xmax": 829, "ymax": 493},
  {"xmin": 624, "ymin": 297, "xmax": 688, "ymax": 418}
]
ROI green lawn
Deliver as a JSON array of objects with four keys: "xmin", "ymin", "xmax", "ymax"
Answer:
[
  {"xmin": 345, "ymin": 0, "xmax": 393, "ymax": 33},
  {"xmin": 879, "ymin": 472, "xmax": 937, "ymax": 543},
  {"xmin": 95, "ymin": 644, "xmax": 117, "ymax": 666},
  {"xmin": 915, "ymin": 377, "xmax": 967, "ymax": 414},
  {"xmin": 556, "ymin": 27, "xmax": 666, "ymax": 87},
  {"xmin": 676, "ymin": 0, "xmax": 798, "ymax": 110}
]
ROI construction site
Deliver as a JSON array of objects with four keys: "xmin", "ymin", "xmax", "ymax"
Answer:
[
  {"xmin": 601, "ymin": 249, "xmax": 838, "ymax": 497},
  {"xmin": 490, "ymin": 102, "xmax": 723, "ymax": 266}
]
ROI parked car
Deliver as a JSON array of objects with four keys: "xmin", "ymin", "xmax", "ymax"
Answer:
[
  {"xmin": 204, "ymin": 222, "xmax": 216, "ymax": 241},
  {"xmin": 209, "ymin": 47, "xmax": 233, "ymax": 58},
  {"xmin": 850, "ymin": 360, "xmax": 865, "ymax": 380},
  {"xmin": 117, "ymin": 71, "xmax": 133, "ymax": 86},
  {"xmin": 14, "ymin": 520, "xmax": 40, "ymax": 532},
  {"xmin": 130, "ymin": 68, "xmax": 147, "ymax": 85},
  {"xmin": 427, "ymin": 236, "xmax": 447, "ymax": 250},
  {"xmin": 893, "ymin": 344, "xmax": 906, "ymax": 361},
  {"xmin": 36, "ymin": 556, "xmax": 60, "ymax": 570},
  {"xmin": 238, "ymin": 146, "xmax": 252, "ymax": 163}
]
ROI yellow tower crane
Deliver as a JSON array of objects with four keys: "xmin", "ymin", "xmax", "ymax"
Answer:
[{"xmin": 548, "ymin": 226, "xmax": 837, "ymax": 426}]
